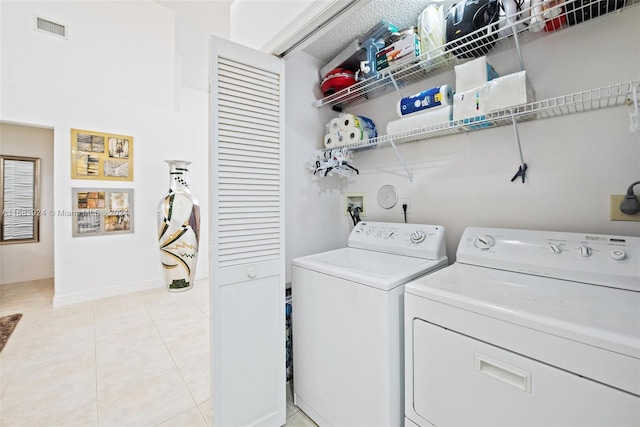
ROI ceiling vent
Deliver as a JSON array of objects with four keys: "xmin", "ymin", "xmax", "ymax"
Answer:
[{"xmin": 34, "ymin": 16, "xmax": 67, "ymax": 39}]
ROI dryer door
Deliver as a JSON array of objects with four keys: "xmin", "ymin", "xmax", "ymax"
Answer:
[{"xmin": 412, "ymin": 318, "xmax": 640, "ymax": 426}]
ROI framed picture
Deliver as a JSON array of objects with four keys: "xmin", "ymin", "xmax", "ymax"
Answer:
[
  {"xmin": 71, "ymin": 129, "xmax": 134, "ymax": 181},
  {"xmin": 71, "ymin": 188, "xmax": 134, "ymax": 237}
]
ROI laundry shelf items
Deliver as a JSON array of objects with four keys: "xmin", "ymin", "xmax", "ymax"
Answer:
[{"xmin": 317, "ymin": 80, "xmax": 640, "ymax": 155}]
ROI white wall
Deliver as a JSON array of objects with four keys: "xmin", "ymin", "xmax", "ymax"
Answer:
[
  {"xmin": 3, "ymin": 1, "xmax": 637, "ymax": 302},
  {"xmin": 330, "ymin": 8, "xmax": 640, "ymax": 262},
  {"xmin": 284, "ymin": 52, "xmax": 347, "ymax": 283},
  {"xmin": 0, "ymin": 123, "xmax": 55, "ymax": 284},
  {"xmin": 0, "ymin": 1, "xmax": 211, "ymax": 305},
  {"xmin": 230, "ymin": 0, "xmax": 314, "ymax": 50}
]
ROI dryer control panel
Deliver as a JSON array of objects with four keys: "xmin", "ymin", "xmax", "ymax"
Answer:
[
  {"xmin": 457, "ymin": 227, "xmax": 640, "ymax": 292},
  {"xmin": 348, "ymin": 221, "xmax": 447, "ymax": 260}
]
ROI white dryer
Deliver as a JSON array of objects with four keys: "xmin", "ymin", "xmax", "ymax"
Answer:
[
  {"xmin": 405, "ymin": 227, "xmax": 640, "ymax": 426},
  {"xmin": 292, "ymin": 221, "xmax": 447, "ymax": 427}
]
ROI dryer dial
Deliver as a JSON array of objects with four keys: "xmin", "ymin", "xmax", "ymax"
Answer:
[
  {"xmin": 578, "ymin": 245, "xmax": 592, "ymax": 257},
  {"xmin": 475, "ymin": 235, "xmax": 494, "ymax": 250},
  {"xmin": 610, "ymin": 249, "xmax": 626, "ymax": 260},
  {"xmin": 410, "ymin": 231, "xmax": 426, "ymax": 244}
]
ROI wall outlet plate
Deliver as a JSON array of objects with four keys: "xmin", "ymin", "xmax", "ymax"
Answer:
[
  {"xmin": 344, "ymin": 192, "xmax": 366, "ymax": 217},
  {"xmin": 610, "ymin": 195, "xmax": 640, "ymax": 221}
]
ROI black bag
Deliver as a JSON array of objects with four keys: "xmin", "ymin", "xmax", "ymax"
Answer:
[
  {"xmin": 565, "ymin": 0, "xmax": 626, "ymax": 25},
  {"xmin": 445, "ymin": 0, "xmax": 500, "ymax": 58}
]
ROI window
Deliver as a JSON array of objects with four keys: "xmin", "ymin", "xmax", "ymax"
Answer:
[{"xmin": 0, "ymin": 155, "xmax": 40, "ymax": 244}]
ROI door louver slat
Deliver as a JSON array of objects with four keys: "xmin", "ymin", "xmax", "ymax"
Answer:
[
  {"xmin": 220, "ymin": 153, "xmax": 279, "ymax": 164},
  {"xmin": 219, "ymin": 250, "xmax": 280, "ymax": 264},
  {"xmin": 220, "ymin": 243, "xmax": 280, "ymax": 257},
  {"xmin": 220, "ymin": 146, "xmax": 279, "ymax": 157},
  {"xmin": 219, "ymin": 94, "xmax": 280, "ymax": 115},
  {"xmin": 219, "ymin": 58, "xmax": 279, "ymax": 80},
  {"xmin": 219, "ymin": 81, "xmax": 279, "ymax": 104},
  {"xmin": 219, "ymin": 124, "xmax": 279, "ymax": 140},
  {"xmin": 219, "ymin": 196, "xmax": 279, "ymax": 203},
  {"xmin": 219, "ymin": 89, "xmax": 279, "ymax": 109},
  {"xmin": 219, "ymin": 61, "xmax": 280, "ymax": 87},
  {"xmin": 219, "ymin": 233, "xmax": 279, "ymax": 243},
  {"xmin": 219, "ymin": 161, "xmax": 279, "ymax": 171},
  {"xmin": 219, "ymin": 118, "xmax": 279, "ymax": 135},
  {"xmin": 220, "ymin": 238, "xmax": 280, "ymax": 250},
  {"xmin": 218, "ymin": 203, "xmax": 279, "ymax": 211},
  {"xmin": 220, "ymin": 132, "xmax": 279, "ymax": 147},
  {"xmin": 219, "ymin": 108, "xmax": 279, "ymax": 124},
  {"xmin": 219, "ymin": 111, "xmax": 280, "ymax": 128},
  {"xmin": 219, "ymin": 228, "xmax": 280, "ymax": 239},
  {"xmin": 220, "ymin": 168, "xmax": 277, "ymax": 182}
]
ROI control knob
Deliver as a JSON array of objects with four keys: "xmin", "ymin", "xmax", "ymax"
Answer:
[
  {"xmin": 549, "ymin": 244, "xmax": 562, "ymax": 254},
  {"xmin": 578, "ymin": 245, "xmax": 592, "ymax": 257},
  {"xmin": 410, "ymin": 230, "xmax": 426, "ymax": 244},
  {"xmin": 475, "ymin": 235, "xmax": 494, "ymax": 250},
  {"xmin": 610, "ymin": 249, "xmax": 626, "ymax": 261}
]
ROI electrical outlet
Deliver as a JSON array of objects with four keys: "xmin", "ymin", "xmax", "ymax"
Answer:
[
  {"xmin": 610, "ymin": 195, "xmax": 640, "ymax": 221},
  {"xmin": 401, "ymin": 198, "xmax": 410, "ymax": 214},
  {"xmin": 344, "ymin": 192, "xmax": 366, "ymax": 217}
]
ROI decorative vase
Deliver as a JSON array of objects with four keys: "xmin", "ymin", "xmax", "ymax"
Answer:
[{"xmin": 157, "ymin": 160, "xmax": 200, "ymax": 292}]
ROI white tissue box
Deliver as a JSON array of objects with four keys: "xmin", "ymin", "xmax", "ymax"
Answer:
[
  {"xmin": 453, "ymin": 87, "xmax": 486, "ymax": 121},
  {"xmin": 453, "ymin": 86, "xmax": 496, "ymax": 130},
  {"xmin": 484, "ymin": 70, "xmax": 532, "ymax": 112},
  {"xmin": 454, "ymin": 57, "xmax": 498, "ymax": 93}
]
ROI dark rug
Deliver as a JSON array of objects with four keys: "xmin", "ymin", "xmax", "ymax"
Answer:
[{"xmin": 0, "ymin": 313, "xmax": 23, "ymax": 353}]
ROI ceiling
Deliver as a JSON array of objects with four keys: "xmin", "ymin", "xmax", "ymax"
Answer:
[
  {"xmin": 154, "ymin": 0, "xmax": 233, "ymax": 38},
  {"xmin": 154, "ymin": 0, "xmax": 436, "ymax": 68},
  {"xmin": 302, "ymin": 0, "xmax": 433, "ymax": 65}
]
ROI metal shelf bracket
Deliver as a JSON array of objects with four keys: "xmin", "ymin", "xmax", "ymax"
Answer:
[
  {"xmin": 510, "ymin": 112, "xmax": 527, "ymax": 184},
  {"xmin": 388, "ymin": 72, "xmax": 405, "ymax": 100},
  {"xmin": 388, "ymin": 136, "xmax": 413, "ymax": 182}
]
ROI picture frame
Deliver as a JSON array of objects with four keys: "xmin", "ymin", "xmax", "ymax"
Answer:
[
  {"xmin": 71, "ymin": 129, "xmax": 133, "ymax": 181},
  {"xmin": 71, "ymin": 188, "xmax": 134, "ymax": 237}
]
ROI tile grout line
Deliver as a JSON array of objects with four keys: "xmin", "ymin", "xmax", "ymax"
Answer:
[{"xmin": 143, "ymin": 293, "xmax": 204, "ymax": 426}]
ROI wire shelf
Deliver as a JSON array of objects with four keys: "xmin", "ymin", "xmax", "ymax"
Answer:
[
  {"xmin": 322, "ymin": 80, "xmax": 639, "ymax": 153},
  {"xmin": 314, "ymin": 0, "xmax": 639, "ymax": 109}
]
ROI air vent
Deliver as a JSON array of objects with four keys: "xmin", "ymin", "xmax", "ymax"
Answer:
[{"xmin": 35, "ymin": 16, "xmax": 67, "ymax": 39}]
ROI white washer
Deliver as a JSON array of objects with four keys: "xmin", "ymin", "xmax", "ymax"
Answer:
[
  {"xmin": 405, "ymin": 227, "xmax": 640, "ymax": 427},
  {"xmin": 292, "ymin": 221, "xmax": 447, "ymax": 427}
]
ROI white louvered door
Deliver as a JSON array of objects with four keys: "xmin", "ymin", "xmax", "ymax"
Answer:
[{"xmin": 209, "ymin": 36, "xmax": 286, "ymax": 426}]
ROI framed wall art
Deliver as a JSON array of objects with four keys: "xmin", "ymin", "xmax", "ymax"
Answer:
[
  {"xmin": 71, "ymin": 129, "xmax": 133, "ymax": 181},
  {"xmin": 71, "ymin": 188, "xmax": 134, "ymax": 237}
]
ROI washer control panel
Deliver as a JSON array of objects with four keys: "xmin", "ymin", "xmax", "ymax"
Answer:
[
  {"xmin": 349, "ymin": 222, "xmax": 447, "ymax": 260},
  {"xmin": 458, "ymin": 227, "xmax": 640, "ymax": 291}
]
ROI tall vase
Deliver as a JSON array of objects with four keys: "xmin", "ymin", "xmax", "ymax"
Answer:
[{"xmin": 157, "ymin": 160, "xmax": 200, "ymax": 292}]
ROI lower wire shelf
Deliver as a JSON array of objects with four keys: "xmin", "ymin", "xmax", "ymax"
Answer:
[{"xmin": 329, "ymin": 79, "xmax": 640, "ymax": 153}]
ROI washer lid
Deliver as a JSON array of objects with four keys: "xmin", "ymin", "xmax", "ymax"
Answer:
[
  {"xmin": 292, "ymin": 247, "xmax": 447, "ymax": 291},
  {"xmin": 406, "ymin": 263, "xmax": 640, "ymax": 359}
]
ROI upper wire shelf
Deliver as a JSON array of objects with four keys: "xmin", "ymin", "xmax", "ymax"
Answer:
[
  {"xmin": 314, "ymin": 0, "xmax": 639, "ymax": 109},
  {"xmin": 324, "ymin": 80, "xmax": 640, "ymax": 153}
]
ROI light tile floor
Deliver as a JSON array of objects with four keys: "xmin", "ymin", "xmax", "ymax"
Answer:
[{"xmin": 0, "ymin": 278, "xmax": 316, "ymax": 427}]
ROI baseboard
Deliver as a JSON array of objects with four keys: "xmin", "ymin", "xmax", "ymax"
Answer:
[
  {"xmin": 1, "ymin": 270, "xmax": 54, "ymax": 286},
  {"xmin": 52, "ymin": 274, "xmax": 210, "ymax": 307},
  {"xmin": 52, "ymin": 278, "xmax": 164, "ymax": 307}
]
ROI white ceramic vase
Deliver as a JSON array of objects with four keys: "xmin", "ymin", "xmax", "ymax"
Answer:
[{"xmin": 157, "ymin": 160, "xmax": 200, "ymax": 292}]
